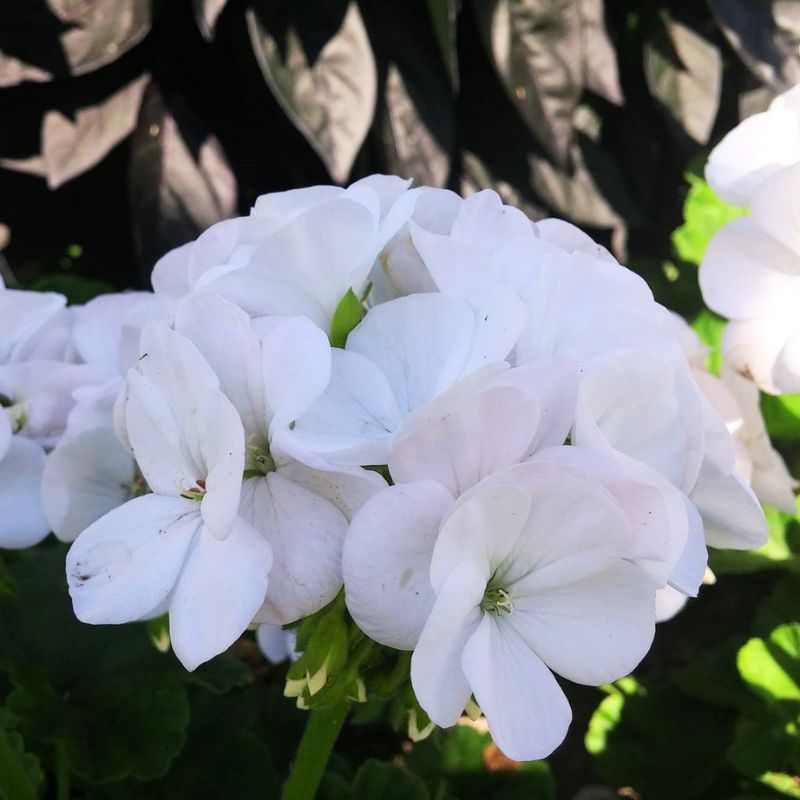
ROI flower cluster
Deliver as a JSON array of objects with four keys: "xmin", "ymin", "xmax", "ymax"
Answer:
[
  {"xmin": 701, "ymin": 84, "xmax": 800, "ymax": 394},
  {"xmin": 2, "ymin": 176, "xmax": 772, "ymax": 761}
]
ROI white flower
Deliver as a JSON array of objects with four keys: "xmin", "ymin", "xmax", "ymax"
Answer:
[
  {"xmin": 0, "ymin": 288, "xmax": 66, "ymax": 364},
  {"xmin": 173, "ymin": 292, "xmax": 385, "ymax": 626},
  {"xmin": 152, "ymin": 175, "xmax": 417, "ymax": 330},
  {"xmin": 705, "ymin": 84, "xmax": 800, "ymax": 205},
  {"xmin": 66, "ymin": 324, "xmax": 272, "ymax": 670},
  {"xmin": 291, "ymin": 291, "xmax": 527, "ymax": 465},
  {"xmin": 257, "ymin": 624, "xmax": 299, "ymax": 665},
  {"xmin": 408, "ymin": 464, "xmax": 656, "ymax": 761}
]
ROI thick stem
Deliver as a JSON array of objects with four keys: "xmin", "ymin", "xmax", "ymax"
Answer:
[{"xmin": 281, "ymin": 703, "xmax": 349, "ymax": 800}]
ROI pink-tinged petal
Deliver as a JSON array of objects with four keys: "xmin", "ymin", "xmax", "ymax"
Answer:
[
  {"xmin": 169, "ymin": 516, "xmax": 272, "ymax": 670},
  {"xmin": 67, "ymin": 494, "xmax": 199, "ymax": 624},
  {"xmin": 411, "ymin": 561, "xmax": 485, "ymax": 727},
  {"xmin": 43, "ymin": 427, "xmax": 136, "ymax": 543},
  {"xmin": 343, "ymin": 482, "xmax": 454, "ymax": 649},
  {"xmin": 242, "ymin": 471, "xmax": 346, "ymax": 625},
  {"xmin": 0, "ymin": 438, "xmax": 48, "ymax": 548},
  {"xmin": 462, "ymin": 615, "xmax": 572, "ymax": 761}
]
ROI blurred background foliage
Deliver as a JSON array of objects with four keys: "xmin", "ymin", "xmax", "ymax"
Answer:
[{"xmin": 3, "ymin": 1, "xmax": 800, "ymax": 799}]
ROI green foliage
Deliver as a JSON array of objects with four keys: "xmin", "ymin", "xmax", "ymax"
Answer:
[{"xmin": 672, "ymin": 175, "xmax": 747, "ymax": 265}]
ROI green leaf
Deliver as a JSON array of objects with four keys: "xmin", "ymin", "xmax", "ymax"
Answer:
[
  {"xmin": 352, "ymin": 759, "xmax": 430, "ymax": 800},
  {"xmin": 586, "ymin": 679, "xmax": 734, "ymax": 800},
  {"xmin": 0, "ymin": 715, "xmax": 42, "ymax": 800},
  {"xmin": 762, "ymin": 394, "xmax": 800, "ymax": 440},
  {"xmin": 330, "ymin": 289, "xmax": 365, "ymax": 349},
  {"xmin": 30, "ymin": 273, "xmax": 114, "ymax": 305},
  {"xmin": 754, "ymin": 576, "xmax": 800, "ymax": 638},
  {"xmin": 246, "ymin": 1, "xmax": 377, "ymax": 183},
  {"xmin": 0, "ymin": 547, "xmax": 193, "ymax": 784},
  {"xmin": 738, "ymin": 624, "xmax": 800, "ymax": 703},
  {"xmin": 425, "ymin": 0, "xmax": 459, "ymax": 88},
  {"xmin": 726, "ymin": 708, "xmax": 800, "ymax": 785},
  {"xmin": 672, "ymin": 175, "xmax": 747, "ymax": 265}
]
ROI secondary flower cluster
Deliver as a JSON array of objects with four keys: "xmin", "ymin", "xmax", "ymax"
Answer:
[
  {"xmin": 1, "ymin": 177, "xmax": 774, "ymax": 760},
  {"xmin": 701, "ymin": 83, "xmax": 800, "ymax": 394}
]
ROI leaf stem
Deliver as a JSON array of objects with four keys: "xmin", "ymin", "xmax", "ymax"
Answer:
[
  {"xmin": 55, "ymin": 739, "xmax": 69, "ymax": 800},
  {"xmin": 281, "ymin": 702, "xmax": 349, "ymax": 800}
]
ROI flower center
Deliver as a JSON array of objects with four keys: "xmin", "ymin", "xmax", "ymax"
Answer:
[
  {"xmin": 245, "ymin": 440, "xmax": 276, "ymax": 477},
  {"xmin": 0, "ymin": 393, "xmax": 27, "ymax": 434},
  {"xmin": 480, "ymin": 586, "xmax": 514, "ymax": 616},
  {"xmin": 179, "ymin": 478, "xmax": 206, "ymax": 501}
]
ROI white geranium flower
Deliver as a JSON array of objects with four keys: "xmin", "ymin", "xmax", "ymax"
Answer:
[
  {"xmin": 409, "ymin": 464, "xmax": 656, "ymax": 761},
  {"xmin": 705, "ymin": 84, "xmax": 800, "ymax": 205},
  {"xmin": 0, "ymin": 288, "xmax": 66, "ymax": 364},
  {"xmin": 257, "ymin": 624, "xmax": 299, "ymax": 665},
  {"xmin": 67, "ymin": 324, "xmax": 271, "ymax": 670},
  {"xmin": 152, "ymin": 175, "xmax": 416, "ymax": 330},
  {"xmin": 173, "ymin": 292, "xmax": 385, "ymax": 626},
  {"xmin": 291, "ymin": 292, "xmax": 527, "ymax": 465}
]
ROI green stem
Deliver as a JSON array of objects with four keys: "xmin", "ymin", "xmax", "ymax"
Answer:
[
  {"xmin": 281, "ymin": 703, "xmax": 349, "ymax": 800},
  {"xmin": 55, "ymin": 739, "xmax": 69, "ymax": 800}
]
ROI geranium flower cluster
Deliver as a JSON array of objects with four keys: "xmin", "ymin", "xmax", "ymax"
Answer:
[
  {"xmin": 1, "ymin": 177, "xmax": 772, "ymax": 761},
  {"xmin": 701, "ymin": 84, "xmax": 800, "ymax": 394}
]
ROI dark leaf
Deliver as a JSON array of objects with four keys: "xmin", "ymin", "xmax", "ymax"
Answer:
[
  {"xmin": 425, "ymin": 0, "xmax": 459, "ymax": 89},
  {"xmin": 246, "ymin": 0, "xmax": 377, "ymax": 184},
  {"xmin": 643, "ymin": 12, "xmax": 722, "ymax": 144},
  {"xmin": 0, "ymin": 0, "xmax": 151, "ymax": 87},
  {"xmin": 129, "ymin": 80, "xmax": 237, "ymax": 270},
  {"xmin": 193, "ymin": 0, "xmax": 229, "ymax": 40},
  {"xmin": 362, "ymin": 0, "xmax": 454, "ymax": 186},
  {"xmin": 709, "ymin": 0, "xmax": 800, "ymax": 92},
  {"xmin": 471, "ymin": 0, "xmax": 584, "ymax": 165},
  {"xmin": 578, "ymin": 0, "xmax": 623, "ymax": 104},
  {"xmin": 0, "ymin": 711, "xmax": 42, "ymax": 800},
  {"xmin": 351, "ymin": 759, "xmax": 430, "ymax": 800},
  {"xmin": 0, "ymin": 74, "xmax": 148, "ymax": 186}
]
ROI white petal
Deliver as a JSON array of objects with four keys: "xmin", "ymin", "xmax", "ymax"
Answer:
[
  {"xmin": 257, "ymin": 624, "xmax": 294, "ymax": 664},
  {"xmin": 510, "ymin": 560, "xmax": 656, "ymax": 684},
  {"xmin": 343, "ymin": 482, "xmax": 454, "ymax": 649},
  {"xmin": 535, "ymin": 218, "xmax": 616, "ymax": 262},
  {"xmin": 242, "ymin": 471, "xmax": 346, "ymax": 625},
  {"xmin": 0, "ymin": 408, "xmax": 10, "ymax": 460},
  {"xmin": 699, "ymin": 219, "xmax": 800, "ymax": 319},
  {"xmin": 410, "ymin": 561, "xmax": 485, "ymax": 726},
  {"xmin": 461, "ymin": 615, "xmax": 572, "ymax": 761},
  {"xmin": 705, "ymin": 104, "xmax": 800, "ymax": 204},
  {"xmin": 691, "ymin": 463, "xmax": 768, "ymax": 549},
  {"xmin": 43, "ymin": 427, "xmax": 136, "ymax": 543},
  {"xmin": 0, "ymin": 438, "xmax": 48, "ymax": 548},
  {"xmin": 750, "ymin": 161, "xmax": 800, "ymax": 257},
  {"xmin": 430, "ymin": 482, "xmax": 532, "ymax": 591},
  {"xmin": 655, "ymin": 585, "xmax": 689, "ymax": 623},
  {"xmin": 175, "ymin": 292, "xmax": 266, "ymax": 437},
  {"xmin": 292, "ymin": 349, "xmax": 402, "ymax": 464},
  {"xmin": 67, "ymin": 494, "xmax": 199, "ymax": 623},
  {"xmin": 0, "ymin": 290, "xmax": 65, "ymax": 363},
  {"xmin": 169, "ymin": 516, "xmax": 272, "ymax": 670},
  {"xmin": 257, "ymin": 315, "xmax": 332, "ymax": 428},
  {"xmin": 666, "ymin": 497, "xmax": 707, "ymax": 596},
  {"xmin": 151, "ymin": 242, "xmax": 193, "ymax": 302}
]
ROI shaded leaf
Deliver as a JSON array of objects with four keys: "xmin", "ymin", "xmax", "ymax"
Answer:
[
  {"xmin": 352, "ymin": 759, "xmax": 430, "ymax": 800},
  {"xmin": 578, "ymin": 0, "xmax": 623, "ymax": 104},
  {"xmin": 363, "ymin": 0, "xmax": 454, "ymax": 187},
  {"xmin": 193, "ymin": 0, "xmax": 229, "ymax": 40},
  {"xmin": 246, "ymin": 0, "xmax": 377, "ymax": 183},
  {"xmin": 30, "ymin": 273, "xmax": 114, "ymax": 304},
  {"xmin": 709, "ymin": 0, "xmax": 800, "ymax": 92},
  {"xmin": 762, "ymin": 395, "xmax": 800, "ymax": 441},
  {"xmin": 0, "ymin": 712, "xmax": 42, "ymax": 800},
  {"xmin": 1, "ymin": 73, "xmax": 148, "ymax": 188},
  {"xmin": 0, "ymin": 0, "xmax": 151, "ymax": 87},
  {"xmin": 426, "ymin": 0, "xmax": 459, "ymax": 88},
  {"xmin": 643, "ymin": 12, "xmax": 722, "ymax": 144},
  {"xmin": 471, "ymin": 0, "xmax": 583, "ymax": 165},
  {"xmin": 129, "ymin": 80, "xmax": 237, "ymax": 270},
  {"xmin": 691, "ymin": 309, "xmax": 725, "ymax": 375}
]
